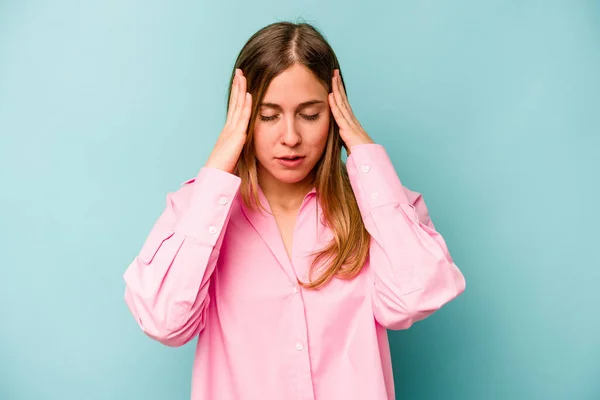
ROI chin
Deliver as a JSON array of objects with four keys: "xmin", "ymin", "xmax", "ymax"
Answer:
[
  {"xmin": 266, "ymin": 162, "xmax": 313, "ymax": 183},
  {"xmin": 272, "ymin": 170, "xmax": 310, "ymax": 184}
]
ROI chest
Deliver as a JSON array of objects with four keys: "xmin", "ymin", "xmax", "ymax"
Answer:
[
  {"xmin": 273, "ymin": 213, "xmax": 297, "ymax": 262},
  {"xmin": 214, "ymin": 199, "xmax": 370, "ymax": 301}
]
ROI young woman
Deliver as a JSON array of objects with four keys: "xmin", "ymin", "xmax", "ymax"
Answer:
[{"xmin": 123, "ymin": 21, "xmax": 466, "ymax": 400}]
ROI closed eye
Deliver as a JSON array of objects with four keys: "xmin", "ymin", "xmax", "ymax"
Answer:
[
  {"xmin": 302, "ymin": 113, "xmax": 320, "ymax": 121},
  {"xmin": 259, "ymin": 113, "xmax": 321, "ymax": 122}
]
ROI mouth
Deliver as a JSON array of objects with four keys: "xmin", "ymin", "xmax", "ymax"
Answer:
[
  {"xmin": 277, "ymin": 156, "xmax": 304, "ymax": 161},
  {"xmin": 276, "ymin": 155, "xmax": 306, "ymax": 167}
]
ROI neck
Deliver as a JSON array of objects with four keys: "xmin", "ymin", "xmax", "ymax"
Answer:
[{"xmin": 257, "ymin": 167, "xmax": 315, "ymax": 214}]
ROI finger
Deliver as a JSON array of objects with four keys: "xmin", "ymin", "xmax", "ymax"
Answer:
[
  {"xmin": 235, "ymin": 92, "xmax": 252, "ymax": 133},
  {"xmin": 228, "ymin": 74, "xmax": 246, "ymax": 129},
  {"xmin": 336, "ymin": 70, "xmax": 350, "ymax": 104},
  {"xmin": 336, "ymin": 72, "xmax": 360, "ymax": 127},
  {"xmin": 239, "ymin": 70, "xmax": 247, "ymax": 96},
  {"xmin": 331, "ymin": 74, "xmax": 351, "ymax": 126},
  {"xmin": 230, "ymin": 75, "xmax": 248, "ymax": 132},
  {"xmin": 332, "ymin": 73, "xmax": 349, "ymax": 119},
  {"xmin": 225, "ymin": 71, "xmax": 239, "ymax": 126},
  {"xmin": 228, "ymin": 70, "xmax": 239, "ymax": 109},
  {"xmin": 329, "ymin": 92, "xmax": 349, "ymax": 130},
  {"xmin": 333, "ymin": 73, "xmax": 355, "ymax": 126},
  {"xmin": 336, "ymin": 73, "xmax": 361, "ymax": 127}
]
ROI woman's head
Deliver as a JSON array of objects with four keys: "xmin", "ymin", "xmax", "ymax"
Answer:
[
  {"xmin": 230, "ymin": 21, "xmax": 345, "ymax": 190},
  {"xmin": 229, "ymin": 21, "xmax": 370, "ymax": 289}
]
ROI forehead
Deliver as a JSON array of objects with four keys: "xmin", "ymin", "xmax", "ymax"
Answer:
[{"xmin": 262, "ymin": 64, "xmax": 328, "ymax": 105}]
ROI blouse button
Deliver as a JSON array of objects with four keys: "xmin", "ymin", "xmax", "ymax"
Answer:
[
  {"xmin": 296, "ymin": 342, "xmax": 303, "ymax": 351},
  {"xmin": 219, "ymin": 197, "xmax": 228, "ymax": 205},
  {"xmin": 362, "ymin": 164, "xmax": 370, "ymax": 173},
  {"xmin": 208, "ymin": 226, "xmax": 217, "ymax": 234},
  {"xmin": 371, "ymin": 192, "xmax": 379, "ymax": 200}
]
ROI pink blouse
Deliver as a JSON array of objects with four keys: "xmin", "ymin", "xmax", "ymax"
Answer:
[{"xmin": 123, "ymin": 143, "xmax": 466, "ymax": 400}]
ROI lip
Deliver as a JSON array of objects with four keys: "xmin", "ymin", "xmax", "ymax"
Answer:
[{"xmin": 276, "ymin": 156, "xmax": 305, "ymax": 168}]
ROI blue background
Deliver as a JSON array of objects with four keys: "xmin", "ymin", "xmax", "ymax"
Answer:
[{"xmin": 1, "ymin": 1, "xmax": 599, "ymax": 399}]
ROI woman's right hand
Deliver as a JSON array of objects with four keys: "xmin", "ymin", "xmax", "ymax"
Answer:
[{"xmin": 204, "ymin": 68, "xmax": 253, "ymax": 174}]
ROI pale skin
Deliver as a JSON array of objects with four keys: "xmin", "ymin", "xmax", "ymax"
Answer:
[{"xmin": 205, "ymin": 65, "xmax": 374, "ymax": 259}]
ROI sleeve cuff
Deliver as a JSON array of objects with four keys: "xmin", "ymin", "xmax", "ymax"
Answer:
[
  {"xmin": 346, "ymin": 143, "xmax": 411, "ymax": 214},
  {"xmin": 174, "ymin": 167, "xmax": 241, "ymax": 246}
]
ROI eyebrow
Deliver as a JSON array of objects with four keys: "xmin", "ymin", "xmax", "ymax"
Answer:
[{"xmin": 259, "ymin": 100, "xmax": 325, "ymax": 111}]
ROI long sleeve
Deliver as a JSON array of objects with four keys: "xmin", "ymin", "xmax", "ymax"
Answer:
[
  {"xmin": 123, "ymin": 167, "xmax": 241, "ymax": 347},
  {"xmin": 346, "ymin": 143, "xmax": 466, "ymax": 330}
]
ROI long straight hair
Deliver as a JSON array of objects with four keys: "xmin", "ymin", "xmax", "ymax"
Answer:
[{"xmin": 228, "ymin": 21, "xmax": 370, "ymax": 290}]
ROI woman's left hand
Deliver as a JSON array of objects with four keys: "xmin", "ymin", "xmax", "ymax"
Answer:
[{"xmin": 328, "ymin": 69, "xmax": 375, "ymax": 155}]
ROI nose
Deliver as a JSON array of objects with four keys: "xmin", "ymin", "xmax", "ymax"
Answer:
[{"xmin": 281, "ymin": 117, "xmax": 302, "ymax": 147}]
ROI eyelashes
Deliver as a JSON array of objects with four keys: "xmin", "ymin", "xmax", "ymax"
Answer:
[
  {"xmin": 259, "ymin": 113, "xmax": 321, "ymax": 122},
  {"xmin": 302, "ymin": 113, "xmax": 320, "ymax": 121}
]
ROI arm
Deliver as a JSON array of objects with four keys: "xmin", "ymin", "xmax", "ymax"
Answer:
[
  {"xmin": 123, "ymin": 167, "xmax": 241, "ymax": 346},
  {"xmin": 346, "ymin": 143, "xmax": 466, "ymax": 330}
]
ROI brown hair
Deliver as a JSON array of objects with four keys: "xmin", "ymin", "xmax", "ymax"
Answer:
[{"xmin": 228, "ymin": 21, "xmax": 370, "ymax": 290}]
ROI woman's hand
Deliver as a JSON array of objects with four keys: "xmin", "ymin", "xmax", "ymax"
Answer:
[
  {"xmin": 205, "ymin": 68, "xmax": 253, "ymax": 174},
  {"xmin": 328, "ymin": 69, "xmax": 375, "ymax": 155}
]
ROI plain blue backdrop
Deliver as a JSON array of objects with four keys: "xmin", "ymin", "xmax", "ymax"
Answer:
[{"xmin": 1, "ymin": 1, "xmax": 599, "ymax": 399}]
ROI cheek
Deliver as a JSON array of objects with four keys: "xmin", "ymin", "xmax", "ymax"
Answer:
[
  {"xmin": 252, "ymin": 127, "xmax": 274, "ymax": 156},
  {"xmin": 313, "ymin": 116, "xmax": 331, "ymax": 146}
]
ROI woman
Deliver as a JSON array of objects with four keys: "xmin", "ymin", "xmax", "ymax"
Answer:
[{"xmin": 123, "ymin": 21, "xmax": 466, "ymax": 400}]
